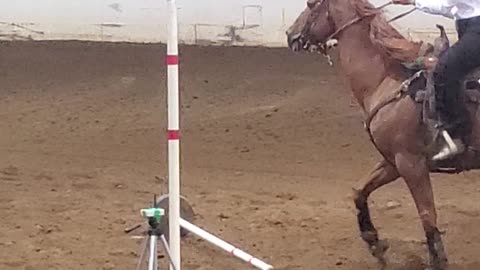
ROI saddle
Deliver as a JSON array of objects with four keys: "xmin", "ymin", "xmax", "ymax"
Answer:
[{"xmin": 402, "ymin": 25, "xmax": 480, "ymax": 166}]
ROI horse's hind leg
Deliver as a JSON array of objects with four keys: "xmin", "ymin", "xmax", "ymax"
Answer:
[
  {"xmin": 396, "ymin": 152, "xmax": 448, "ymax": 270},
  {"xmin": 353, "ymin": 159, "xmax": 400, "ymax": 266}
]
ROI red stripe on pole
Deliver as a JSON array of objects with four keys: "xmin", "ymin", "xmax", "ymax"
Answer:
[
  {"xmin": 168, "ymin": 130, "xmax": 180, "ymax": 140},
  {"xmin": 166, "ymin": 55, "xmax": 179, "ymax": 65}
]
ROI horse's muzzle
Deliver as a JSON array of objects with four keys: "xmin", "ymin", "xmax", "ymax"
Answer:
[{"xmin": 287, "ymin": 33, "xmax": 304, "ymax": 52}]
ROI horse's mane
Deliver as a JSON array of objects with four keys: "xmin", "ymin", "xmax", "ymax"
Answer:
[{"xmin": 350, "ymin": 0, "xmax": 424, "ymax": 63}]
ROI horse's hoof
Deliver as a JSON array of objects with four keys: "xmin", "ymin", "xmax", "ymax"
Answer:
[
  {"xmin": 371, "ymin": 239, "xmax": 389, "ymax": 257},
  {"xmin": 425, "ymin": 261, "xmax": 448, "ymax": 270},
  {"xmin": 424, "ymin": 267, "xmax": 447, "ymax": 270},
  {"xmin": 369, "ymin": 239, "xmax": 389, "ymax": 268},
  {"xmin": 427, "ymin": 260, "xmax": 448, "ymax": 270}
]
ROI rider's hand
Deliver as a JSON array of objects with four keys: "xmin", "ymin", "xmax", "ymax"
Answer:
[
  {"xmin": 417, "ymin": 56, "xmax": 438, "ymax": 70},
  {"xmin": 393, "ymin": 0, "xmax": 415, "ymax": 5},
  {"xmin": 423, "ymin": 57, "xmax": 438, "ymax": 70}
]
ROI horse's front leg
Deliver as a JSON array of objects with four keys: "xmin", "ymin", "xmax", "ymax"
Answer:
[
  {"xmin": 396, "ymin": 152, "xmax": 448, "ymax": 270},
  {"xmin": 353, "ymin": 159, "xmax": 400, "ymax": 268}
]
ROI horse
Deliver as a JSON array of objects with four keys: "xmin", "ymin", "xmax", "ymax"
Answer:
[{"xmin": 286, "ymin": 0, "xmax": 480, "ymax": 269}]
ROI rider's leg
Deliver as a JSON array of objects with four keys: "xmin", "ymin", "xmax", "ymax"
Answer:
[{"xmin": 432, "ymin": 18, "xmax": 480, "ymax": 160}]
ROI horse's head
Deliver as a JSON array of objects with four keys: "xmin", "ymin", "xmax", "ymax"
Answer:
[{"xmin": 286, "ymin": 0, "xmax": 336, "ymax": 52}]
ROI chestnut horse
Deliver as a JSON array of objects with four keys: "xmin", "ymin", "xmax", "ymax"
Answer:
[{"xmin": 286, "ymin": 0, "xmax": 480, "ymax": 269}]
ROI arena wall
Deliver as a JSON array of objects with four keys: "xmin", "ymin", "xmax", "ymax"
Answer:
[{"xmin": 0, "ymin": 0, "xmax": 457, "ymax": 45}]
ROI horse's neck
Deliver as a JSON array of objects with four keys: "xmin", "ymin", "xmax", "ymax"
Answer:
[{"xmin": 336, "ymin": 24, "xmax": 394, "ymax": 112}]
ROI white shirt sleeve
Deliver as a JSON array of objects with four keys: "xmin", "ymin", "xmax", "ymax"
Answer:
[{"xmin": 415, "ymin": 0, "xmax": 457, "ymax": 18}]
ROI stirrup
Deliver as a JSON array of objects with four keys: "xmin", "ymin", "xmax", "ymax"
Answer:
[{"xmin": 432, "ymin": 130, "xmax": 464, "ymax": 161}]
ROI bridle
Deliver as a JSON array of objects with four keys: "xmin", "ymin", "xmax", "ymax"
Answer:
[
  {"xmin": 299, "ymin": 0, "xmax": 334, "ymax": 55},
  {"xmin": 300, "ymin": 0, "xmax": 416, "ymax": 64}
]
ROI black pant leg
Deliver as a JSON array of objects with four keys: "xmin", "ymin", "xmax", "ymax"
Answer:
[{"xmin": 433, "ymin": 27, "xmax": 480, "ymax": 124}]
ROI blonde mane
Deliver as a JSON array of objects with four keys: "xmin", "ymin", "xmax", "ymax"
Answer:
[{"xmin": 350, "ymin": 0, "xmax": 424, "ymax": 63}]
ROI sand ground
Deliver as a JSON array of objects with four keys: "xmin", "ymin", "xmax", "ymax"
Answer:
[{"xmin": 1, "ymin": 41, "xmax": 480, "ymax": 270}]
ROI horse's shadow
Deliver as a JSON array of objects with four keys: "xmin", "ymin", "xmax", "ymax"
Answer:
[
  {"xmin": 387, "ymin": 255, "xmax": 425, "ymax": 270},
  {"xmin": 379, "ymin": 238, "xmax": 480, "ymax": 270},
  {"xmin": 383, "ymin": 238, "xmax": 426, "ymax": 270}
]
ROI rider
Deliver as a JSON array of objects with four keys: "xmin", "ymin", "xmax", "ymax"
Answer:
[{"xmin": 394, "ymin": 0, "xmax": 480, "ymax": 160}]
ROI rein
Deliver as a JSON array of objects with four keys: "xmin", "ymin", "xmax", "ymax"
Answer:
[
  {"xmin": 323, "ymin": 1, "xmax": 395, "ymax": 43},
  {"xmin": 388, "ymin": 7, "xmax": 417, "ymax": 22},
  {"xmin": 305, "ymin": 0, "xmax": 417, "ymax": 63}
]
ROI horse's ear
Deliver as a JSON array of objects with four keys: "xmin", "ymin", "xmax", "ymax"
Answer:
[
  {"xmin": 363, "ymin": 12, "xmax": 377, "ymax": 22},
  {"xmin": 358, "ymin": 15, "xmax": 375, "ymax": 27},
  {"xmin": 307, "ymin": 0, "xmax": 321, "ymax": 9}
]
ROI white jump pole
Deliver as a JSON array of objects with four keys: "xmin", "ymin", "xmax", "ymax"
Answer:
[
  {"xmin": 180, "ymin": 219, "xmax": 274, "ymax": 270},
  {"xmin": 166, "ymin": 0, "xmax": 181, "ymax": 269}
]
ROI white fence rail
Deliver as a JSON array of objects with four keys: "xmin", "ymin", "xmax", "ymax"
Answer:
[
  {"xmin": 0, "ymin": 21, "xmax": 457, "ymax": 46},
  {"xmin": 0, "ymin": 0, "xmax": 457, "ymax": 46}
]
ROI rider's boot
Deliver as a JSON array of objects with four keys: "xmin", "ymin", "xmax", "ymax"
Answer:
[
  {"xmin": 432, "ymin": 99, "xmax": 468, "ymax": 161},
  {"xmin": 432, "ymin": 130, "xmax": 465, "ymax": 161}
]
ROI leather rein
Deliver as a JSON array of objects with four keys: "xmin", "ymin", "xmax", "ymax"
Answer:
[{"xmin": 302, "ymin": 0, "xmax": 416, "ymax": 60}]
